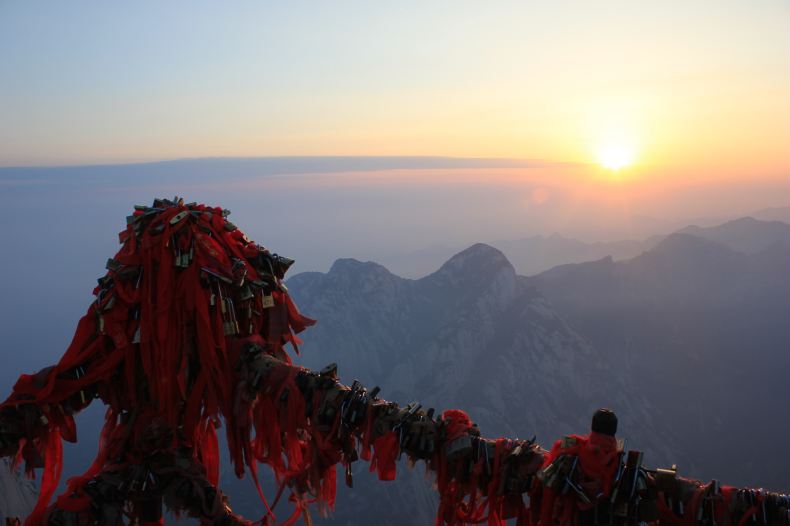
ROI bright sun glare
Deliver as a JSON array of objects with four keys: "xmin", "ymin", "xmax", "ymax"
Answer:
[{"xmin": 597, "ymin": 143, "xmax": 636, "ymax": 171}]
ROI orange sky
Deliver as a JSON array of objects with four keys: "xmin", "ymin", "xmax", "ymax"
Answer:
[{"xmin": 1, "ymin": 1, "xmax": 789, "ymax": 183}]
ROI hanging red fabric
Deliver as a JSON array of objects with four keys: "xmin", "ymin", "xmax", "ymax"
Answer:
[
  {"xmin": 25, "ymin": 424, "xmax": 62, "ymax": 526},
  {"xmin": 369, "ymin": 431, "xmax": 399, "ymax": 481}
]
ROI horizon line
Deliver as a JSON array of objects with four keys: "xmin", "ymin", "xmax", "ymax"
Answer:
[{"xmin": 0, "ymin": 154, "xmax": 585, "ymax": 171}]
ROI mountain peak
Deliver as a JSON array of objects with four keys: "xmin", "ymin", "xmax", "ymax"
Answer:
[
  {"xmin": 649, "ymin": 232, "xmax": 728, "ymax": 255},
  {"xmin": 430, "ymin": 243, "xmax": 515, "ymax": 280},
  {"xmin": 638, "ymin": 233, "xmax": 747, "ymax": 271},
  {"xmin": 328, "ymin": 258, "xmax": 394, "ymax": 277}
]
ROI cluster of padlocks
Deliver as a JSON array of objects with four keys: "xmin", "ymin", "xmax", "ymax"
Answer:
[
  {"xmin": 235, "ymin": 347, "xmax": 790, "ymax": 526},
  {"xmin": 0, "ymin": 198, "xmax": 788, "ymax": 526}
]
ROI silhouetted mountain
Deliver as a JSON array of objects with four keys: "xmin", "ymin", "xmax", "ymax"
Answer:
[
  {"xmin": 378, "ymin": 215, "xmax": 790, "ymax": 278},
  {"xmin": 379, "ymin": 235, "xmax": 662, "ymax": 278},
  {"xmin": 485, "ymin": 215, "xmax": 790, "ymax": 279},
  {"xmin": 530, "ymin": 233, "xmax": 790, "ymax": 491},
  {"xmin": 488, "ymin": 234, "xmax": 662, "ymax": 276},
  {"xmin": 679, "ymin": 217, "xmax": 790, "ymax": 254}
]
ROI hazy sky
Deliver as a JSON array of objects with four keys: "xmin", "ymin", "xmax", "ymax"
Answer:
[{"xmin": 2, "ymin": 1, "xmax": 789, "ymax": 178}]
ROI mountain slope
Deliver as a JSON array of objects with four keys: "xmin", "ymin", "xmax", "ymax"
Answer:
[
  {"xmin": 530, "ymin": 233, "xmax": 790, "ymax": 491},
  {"xmin": 679, "ymin": 217, "xmax": 790, "ymax": 254},
  {"xmin": 487, "ymin": 234, "xmax": 662, "ymax": 276}
]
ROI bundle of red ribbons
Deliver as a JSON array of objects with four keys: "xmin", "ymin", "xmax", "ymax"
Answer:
[{"xmin": 1, "ymin": 198, "xmax": 315, "ymax": 525}]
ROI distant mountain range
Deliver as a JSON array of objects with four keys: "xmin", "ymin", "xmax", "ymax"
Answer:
[
  {"xmin": 528, "ymin": 222, "xmax": 790, "ymax": 491},
  {"xmin": 3, "ymin": 215, "xmax": 789, "ymax": 523},
  {"xmin": 678, "ymin": 216, "xmax": 790, "ymax": 254},
  {"xmin": 377, "ymin": 235, "xmax": 662, "ymax": 278},
  {"xmin": 380, "ymin": 214, "xmax": 790, "ymax": 278}
]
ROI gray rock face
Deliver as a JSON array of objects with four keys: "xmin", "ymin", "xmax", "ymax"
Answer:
[
  {"xmin": 269, "ymin": 244, "xmax": 671, "ymax": 526},
  {"xmin": 0, "ymin": 459, "xmax": 37, "ymax": 523}
]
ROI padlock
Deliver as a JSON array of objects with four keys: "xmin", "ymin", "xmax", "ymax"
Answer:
[
  {"xmin": 105, "ymin": 258, "xmax": 123, "ymax": 272},
  {"xmin": 170, "ymin": 211, "xmax": 189, "ymax": 225}
]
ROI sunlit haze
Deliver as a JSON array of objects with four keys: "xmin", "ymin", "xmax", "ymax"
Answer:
[{"xmin": 597, "ymin": 143, "xmax": 636, "ymax": 172}]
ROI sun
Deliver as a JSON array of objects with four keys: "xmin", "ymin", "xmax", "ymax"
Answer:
[{"xmin": 596, "ymin": 142, "xmax": 636, "ymax": 171}]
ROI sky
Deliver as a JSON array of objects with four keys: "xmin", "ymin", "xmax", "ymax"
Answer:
[{"xmin": 1, "ymin": 0, "xmax": 790, "ymax": 181}]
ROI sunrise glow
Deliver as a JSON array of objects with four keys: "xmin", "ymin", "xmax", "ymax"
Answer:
[
  {"xmin": 596, "ymin": 142, "xmax": 636, "ymax": 171},
  {"xmin": 1, "ymin": 3, "xmax": 790, "ymax": 181}
]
